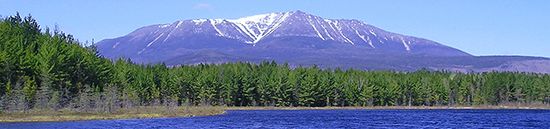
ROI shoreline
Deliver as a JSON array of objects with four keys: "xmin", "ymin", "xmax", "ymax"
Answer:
[{"xmin": 1, "ymin": 105, "xmax": 548, "ymax": 123}]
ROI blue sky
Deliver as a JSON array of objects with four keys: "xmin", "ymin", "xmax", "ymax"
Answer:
[{"xmin": 1, "ymin": 0, "xmax": 549, "ymax": 57}]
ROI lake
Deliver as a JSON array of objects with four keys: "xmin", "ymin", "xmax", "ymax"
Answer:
[{"xmin": 2, "ymin": 109, "xmax": 549, "ymax": 129}]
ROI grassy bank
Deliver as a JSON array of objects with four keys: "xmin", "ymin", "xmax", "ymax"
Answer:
[{"xmin": 0, "ymin": 106, "xmax": 225, "ymax": 123}]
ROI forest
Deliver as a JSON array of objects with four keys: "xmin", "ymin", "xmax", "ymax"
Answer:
[{"xmin": 1, "ymin": 14, "xmax": 549, "ymax": 113}]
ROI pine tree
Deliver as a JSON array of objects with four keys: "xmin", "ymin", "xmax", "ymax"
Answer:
[
  {"xmin": 76, "ymin": 84, "xmax": 93, "ymax": 112},
  {"xmin": 5, "ymin": 80, "xmax": 29, "ymax": 112},
  {"xmin": 103, "ymin": 84, "xmax": 120, "ymax": 113},
  {"xmin": 35, "ymin": 78, "xmax": 52, "ymax": 110}
]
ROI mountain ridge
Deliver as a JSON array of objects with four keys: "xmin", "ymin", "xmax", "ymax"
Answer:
[{"xmin": 96, "ymin": 10, "xmax": 550, "ymax": 73}]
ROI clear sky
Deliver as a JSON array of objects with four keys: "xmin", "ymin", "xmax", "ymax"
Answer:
[{"xmin": 1, "ymin": 0, "xmax": 549, "ymax": 57}]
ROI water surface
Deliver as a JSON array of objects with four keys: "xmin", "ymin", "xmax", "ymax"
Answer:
[{"xmin": 2, "ymin": 109, "xmax": 549, "ymax": 129}]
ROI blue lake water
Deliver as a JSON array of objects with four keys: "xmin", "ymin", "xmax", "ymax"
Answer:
[{"xmin": 1, "ymin": 109, "xmax": 549, "ymax": 129}]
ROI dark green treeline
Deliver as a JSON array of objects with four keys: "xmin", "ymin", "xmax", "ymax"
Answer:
[{"xmin": 1, "ymin": 14, "xmax": 549, "ymax": 112}]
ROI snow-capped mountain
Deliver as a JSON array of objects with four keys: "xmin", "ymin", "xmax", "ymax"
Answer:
[{"xmin": 96, "ymin": 10, "xmax": 550, "ymax": 73}]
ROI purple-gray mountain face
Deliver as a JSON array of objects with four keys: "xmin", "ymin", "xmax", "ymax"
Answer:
[{"xmin": 96, "ymin": 11, "xmax": 550, "ymax": 73}]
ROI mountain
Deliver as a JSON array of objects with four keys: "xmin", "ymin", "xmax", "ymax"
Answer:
[{"xmin": 96, "ymin": 10, "xmax": 550, "ymax": 73}]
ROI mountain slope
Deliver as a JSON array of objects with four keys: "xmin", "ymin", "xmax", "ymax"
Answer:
[{"xmin": 96, "ymin": 10, "xmax": 550, "ymax": 73}]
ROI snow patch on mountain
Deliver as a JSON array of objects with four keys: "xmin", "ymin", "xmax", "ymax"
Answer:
[
  {"xmin": 159, "ymin": 24, "xmax": 170, "ymax": 28},
  {"xmin": 209, "ymin": 19, "xmax": 224, "ymax": 36},
  {"xmin": 308, "ymin": 18, "xmax": 325, "ymax": 40},
  {"xmin": 400, "ymin": 37, "xmax": 410, "ymax": 51},
  {"xmin": 175, "ymin": 21, "xmax": 184, "ymax": 28},
  {"xmin": 226, "ymin": 12, "xmax": 292, "ymax": 43},
  {"xmin": 138, "ymin": 33, "xmax": 164, "ymax": 54}
]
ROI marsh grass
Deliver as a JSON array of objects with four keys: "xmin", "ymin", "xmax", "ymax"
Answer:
[{"xmin": 0, "ymin": 106, "xmax": 225, "ymax": 122}]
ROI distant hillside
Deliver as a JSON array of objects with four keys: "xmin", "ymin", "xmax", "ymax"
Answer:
[{"xmin": 96, "ymin": 10, "xmax": 550, "ymax": 73}]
